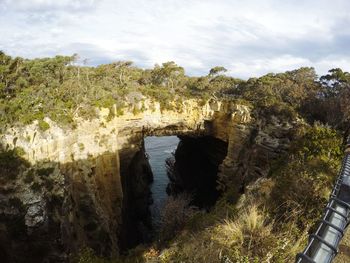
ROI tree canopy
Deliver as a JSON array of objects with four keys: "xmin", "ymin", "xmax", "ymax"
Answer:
[{"xmin": 0, "ymin": 51, "xmax": 349, "ymax": 138}]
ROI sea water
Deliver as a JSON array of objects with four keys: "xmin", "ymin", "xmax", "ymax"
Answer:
[{"xmin": 144, "ymin": 136, "xmax": 179, "ymax": 227}]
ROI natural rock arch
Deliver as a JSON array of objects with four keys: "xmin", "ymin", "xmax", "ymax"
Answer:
[{"xmin": 0, "ymin": 99, "xmax": 252, "ymax": 262}]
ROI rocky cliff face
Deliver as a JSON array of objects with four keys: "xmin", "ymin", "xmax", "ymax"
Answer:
[
  {"xmin": 218, "ymin": 113, "xmax": 301, "ymax": 201},
  {"xmin": 0, "ymin": 98, "xmax": 257, "ymax": 262}
]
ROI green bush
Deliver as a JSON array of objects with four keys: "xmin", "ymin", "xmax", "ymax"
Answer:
[
  {"xmin": 14, "ymin": 147, "xmax": 26, "ymax": 156},
  {"xmin": 78, "ymin": 143, "xmax": 85, "ymax": 151},
  {"xmin": 269, "ymin": 124, "xmax": 342, "ymax": 228},
  {"xmin": 37, "ymin": 167, "xmax": 54, "ymax": 177},
  {"xmin": 38, "ymin": 120, "xmax": 50, "ymax": 131},
  {"xmin": 116, "ymin": 108, "xmax": 124, "ymax": 116}
]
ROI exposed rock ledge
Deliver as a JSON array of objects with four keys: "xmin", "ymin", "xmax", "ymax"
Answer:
[
  {"xmin": 0, "ymin": 98, "xmax": 252, "ymax": 262},
  {"xmin": 1, "ymin": 99, "xmax": 251, "ymax": 164}
]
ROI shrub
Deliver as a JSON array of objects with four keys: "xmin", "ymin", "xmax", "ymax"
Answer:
[
  {"xmin": 269, "ymin": 124, "xmax": 342, "ymax": 228},
  {"xmin": 78, "ymin": 143, "xmax": 85, "ymax": 151},
  {"xmin": 73, "ymin": 248, "xmax": 105, "ymax": 263},
  {"xmin": 213, "ymin": 205, "xmax": 274, "ymax": 259},
  {"xmin": 116, "ymin": 108, "xmax": 124, "ymax": 116},
  {"xmin": 37, "ymin": 167, "xmax": 54, "ymax": 177},
  {"xmin": 14, "ymin": 147, "xmax": 26, "ymax": 156},
  {"xmin": 159, "ymin": 193, "xmax": 197, "ymax": 242},
  {"xmin": 132, "ymin": 106, "xmax": 141, "ymax": 115},
  {"xmin": 38, "ymin": 120, "xmax": 50, "ymax": 131}
]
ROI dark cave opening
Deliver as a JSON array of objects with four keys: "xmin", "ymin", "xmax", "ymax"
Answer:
[
  {"xmin": 118, "ymin": 135, "xmax": 228, "ymax": 252},
  {"xmin": 167, "ymin": 135, "xmax": 228, "ymax": 208}
]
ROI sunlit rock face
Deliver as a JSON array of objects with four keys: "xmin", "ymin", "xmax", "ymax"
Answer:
[{"xmin": 0, "ymin": 98, "xmax": 252, "ymax": 262}]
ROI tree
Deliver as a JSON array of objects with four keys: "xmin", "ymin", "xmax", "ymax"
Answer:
[
  {"xmin": 303, "ymin": 69, "xmax": 350, "ymax": 140},
  {"xmin": 113, "ymin": 61, "xmax": 133, "ymax": 86},
  {"xmin": 320, "ymin": 68, "xmax": 350, "ymax": 97},
  {"xmin": 209, "ymin": 66, "xmax": 227, "ymax": 77},
  {"xmin": 151, "ymin": 61, "xmax": 185, "ymax": 89}
]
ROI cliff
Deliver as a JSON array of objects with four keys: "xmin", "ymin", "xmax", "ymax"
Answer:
[{"xmin": 0, "ymin": 97, "xmax": 295, "ymax": 262}]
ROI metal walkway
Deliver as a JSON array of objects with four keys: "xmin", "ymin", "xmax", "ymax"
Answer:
[{"xmin": 296, "ymin": 139, "xmax": 350, "ymax": 263}]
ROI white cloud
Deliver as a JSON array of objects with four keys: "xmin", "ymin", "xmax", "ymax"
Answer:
[
  {"xmin": 1, "ymin": 0, "xmax": 97, "ymax": 12},
  {"xmin": 226, "ymin": 55, "xmax": 311, "ymax": 79},
  {"xmin": 0, "ymin": 0, "xmax": 350, "ymax": 78}
]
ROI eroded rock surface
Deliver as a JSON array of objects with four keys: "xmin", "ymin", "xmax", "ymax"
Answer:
[{"xmin": 0, "ymin": 98, "xmax": 263, "ymax": 262}]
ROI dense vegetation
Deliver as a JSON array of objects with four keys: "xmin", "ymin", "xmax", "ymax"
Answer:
[
  {"xmin": 1, "ymin": 51, "xmax": 350, "ymax": 262},
  {"xmin": 1, "ymin": 51, "xmax": 349, "ymax": 135},
  {"xmin": 0, "ymin": 51, "xmax": 241, "ymax": 129}
]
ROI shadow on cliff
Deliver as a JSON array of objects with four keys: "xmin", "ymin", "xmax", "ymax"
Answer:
[
  {"xmin": 0, "ymin": 131, "xmax": 243, "ymax": 263},
  {"xmin": 0, "ymin": 142, "xmax": 118, "ymax": 262},
  {"xmin": 0, "ymin": 136, "xmax": 157, "ymax": 263},
  {"xmin": 0, "ymin": 145, "xmax": 31, "ymax": 263}
]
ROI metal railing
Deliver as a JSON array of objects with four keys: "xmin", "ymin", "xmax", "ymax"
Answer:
[{"xmin": 296, "ymin": 139, "xmax": 350, "ymax": 263}]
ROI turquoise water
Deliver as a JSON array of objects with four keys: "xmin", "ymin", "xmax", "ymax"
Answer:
[{"xmin": 144, "ymin": 136, "xmax": 179, "ymax": 227}]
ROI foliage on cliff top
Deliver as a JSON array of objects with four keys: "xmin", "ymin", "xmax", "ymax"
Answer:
[
  {"xmin": 1, "ymin": 51, "xmax": 349, "ymax": 134},
  {"xmin": 0, "ymin": 51, "xmax": 241, "ymax": 129},
  {"xmin": 232, "ymin": 67, "xmax": 350, "ymax": 133}
]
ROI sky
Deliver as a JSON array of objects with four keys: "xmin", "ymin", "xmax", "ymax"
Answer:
[{"xmin": 0, "ymin": 0, "xmax": 350, "ymax": 79}]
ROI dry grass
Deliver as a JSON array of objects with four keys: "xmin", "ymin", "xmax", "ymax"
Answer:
[
  {"xmin": 76, "ymin": 179, "xmax": 309, "ymax": 263},
  {"xmin": 213, "ymin": 205, "xmax": 274, "ymax": 259},
  {"xmin": 157, "ymin": 179, "xmax": 308, "ymax": 263}
]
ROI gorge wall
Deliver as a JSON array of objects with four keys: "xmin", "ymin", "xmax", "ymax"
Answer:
[
  {"xmin": 0, "ymin": 97, "xmax": 288, "ymax": 262},
  {"xmin": 167, "ymin": 135, "xmax": 228, "ymax": 208}
]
